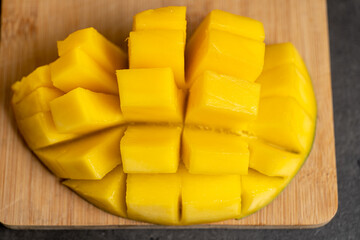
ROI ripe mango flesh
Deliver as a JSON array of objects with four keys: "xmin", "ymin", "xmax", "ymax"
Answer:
[
  {"xmin": 50, "ymin": 47, "xmax": 118, "ymax": 95},
  {"xmin": 11, "ymin": 65, "xmax": 53, "ymax": 104},
  {"xmin": 63, "ymin": 165, "xmax": 127, "ymax": 217},
  {"xmin": 126, "ymin": 172, "xmax": 182, "ymax": 225},
  {"xmin": 128, "ymin": 30, "xmax": 186, "ymax": 88},
  {"xmin": 50, "ymin": 87, "xmax": 125, "ymax": 134},
  {"xmin": 13, "ymin": 87, "xmax": 63, "ymax": 120},
  {"xmin": 185, "ymin": 71, "xmax": 260, "ymax": 131},
  {"xmin": 133, "ymin": 6, "xmax": 187, "ymax": 39},
  {"xmin": 121, "ymin": 125, "xmax": 182, "ymax": 173},
  {"xmin": 35, "ymin": 126, "xmax": 125, "ymax": 179},
  {"xmin": 182, "ymin": 127, "xmax": 249, "ymax": 174},
  {"xmin": 12, "ymin": 8, "xmax": 318, "ymax": 226},
  {"xmin": 57, "ymin": 27, "xmax": 127, "ymax": 73},
  {"xmin": 17, "ymin": 112, "xmax": 81, "ymax": 150},
  {"xmin": 116, "ymin": 68, "xmax": 184, "ymax": 123}
]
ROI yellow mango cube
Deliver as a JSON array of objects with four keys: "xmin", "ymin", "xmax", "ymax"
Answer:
[
  {"xmin": 35, "ymin": 126, "xmax": 125, "ymax": 179},
  {"xmin": 241, "ymin": 169, "xmax": 284, "ymax": 217},
  {"xmin": 121, "ymin": 126, "xmax": 182, "ymax": 173},
  {"xmin": 13, "ymin": 87, "xmax": 63, "ymax": 120},
  {"xmin": 186, "ymin": 29, "xmax": 265, "ymax": 87},
  {"xmin": 11, "ymin": 65, "xmax": 54, "ymax": 104},
  {"xmin": 50, "ymin": 48, "xmax": 118, "ymax": 95},
  {"xmin": 263, "ymin": 43, "xmax": 311, "ymax": 82},
  {"xmin": 185, "ymin": 71, "xmax": 261, "ymax": 131},
  {"xmin": 116, "ymin": 68, "xmax": 184, "ymax": 123},
  {"xmin": 126, "ymin": 173, "xmax": 181, "ymax": 225},
  {"xmin": 57, "ymin": 27, "xmax": 127, "ymax": 73},
  {"xmin": 17, "ymin": 112, "xmax": 80, "ymax": 150},
  {"xmin": 248, "ymin": 139, "xmax": 303, "ymax": 177},
  {"xmin": 256, "ymin": 64, "xmax": 317, "ymax": 119},
  {"xmin": 133, "ymin": 6, "xmax": 186, "ymax": 39},
  {"xmin": 249, "ymin": 97, "xmax": 314, "ymax": 153},
  {"xmin": 50, "ymin": 88, "xmax": 125, "ymax": 134},
  {"xmin": 181, "ymin": 168, "xmax": 241, "ymax": 224},
  {"xmin": 128, "ymin": 30, "xmax": 186, "ymax": 88},
  {"xmin": 182, "ymin": 128, "xmax": 249, "ymax": 174},
  {"xmin": 63, "ymin": 166, "xmax": 127, "ymax": 217}
]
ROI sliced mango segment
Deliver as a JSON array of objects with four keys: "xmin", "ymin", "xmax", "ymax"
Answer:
[
  {"xmin": 117, "ymin": 68, "xmax": 184, "ymax": 123},
  {"xmin": 133, "ymin": 6, "xmax": 186, "ymax": 38},
  {"xmin": 256, "ymin": 64, "xmax": 316, "ymax": 119},
  {"xmin": 249, "ymin": 97, "xmax": 314, "ymax": 153},
  {"xmin": 57, "ymin": 27, "xmax": 127, "ymax": 73},
  {"xmin": 50, "ymin": 87, "xmax": 124, "ymax": 134},
  {"xmin": 128, "ymin": 30, "xmax": 185, "ymax": 88},
  {"xmin": 17, "ymin": 112, "xmax": 80, "ymax": 150},
  {"xmin": 126, "ymin": 172, "xmax": 181, "ymax": 225},
  {"xmin": 185, "ymin": 71, "xmax": 260, "ymax": 131},
  {"xmin": 121, "ymin": 125, "xmax": 182, "ymax": 173},
  {"xmin": 181, "ymin": 167, "xmax": 241, "ymax": 224},
  {"xmin": 11, "ymin": 65, "xmax": 54, "ymax": 104},
  {"xmin": 50, "ymin": 48, "xmax": 118, "ymax": 95},
  {"xmin": 63, "ymin": 166, "xmax": 127, "ymax": 217},
  {"xmin": 248, "ymin": 139, "xmax": 303, "ymax": 177},
  {"xmin": 241, "ymin": 169, "xmax": 285, "ymax": 217},
  {"xmin": 35, "ymin": 126, "xmax": 125, "ymax": 179},
  {"xmin": 13, "ymin": 87, "xmax": 63, "ymax": 120},
  {"xmin": 263, "ymin": 43, "xmax": 311, "ymax": 81},
  {"xmin": 186, "ymin": 25, "xmax": 265, "ymax": 86},
  {"xmin": 182, "ymin": 128, "xmax": 249, "ymax": 174}
]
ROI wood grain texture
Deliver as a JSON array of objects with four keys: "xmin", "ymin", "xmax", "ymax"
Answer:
[{"xmin": 0, "ymin": 0, "xmax": 337, "ymax": 229}]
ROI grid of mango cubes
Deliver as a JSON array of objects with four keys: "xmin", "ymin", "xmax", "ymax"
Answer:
[{"xmin": 11, "ymin": 7, "xmax": 316, "ymax": 225}]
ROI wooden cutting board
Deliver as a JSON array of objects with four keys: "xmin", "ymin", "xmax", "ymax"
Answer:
[{"xmin": 0, "ymin": 0, "xmax": 337, "ymax": 229}]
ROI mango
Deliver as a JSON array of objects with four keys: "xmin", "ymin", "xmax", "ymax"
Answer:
[
  {"xmin": 186, "ymin": 10, "xmax": 265, "ymax": 87},
  {"xmin": 263, "ymin": 43, "xmax": 310, "ymax": 81},
  {"xmin": 13, "ymin": 87, "xmax": 63, "ymax": 120},
  {"xmin": 57, "ymin": 27, "xmax": 127, "ymax": 73},
  {"xmin": 185, "ymin": 71, "xmax": 260, "ymax": 131},
  {"xmin": 50, "ymin": 48, "xmax": 118, "ymax": 95},
  {"xmin": 133, "ymin": 6, "xmax": 186, "ymax": 39},
  {"xmin": 17, "ymin": 112, "xmax": 80, "ymax": 150},
  {"xmin": 248, "ymin": 139, "xmax": 303, "ymax": 177},
  {"xmin": 63, "ymin": 166, "xmax": 127, "ymax": 217},
  {"xmin": 256, "ymin": 64, "xmax": 317, "ymax": 119},
  {"xmin": 121, "ymin": 125, "xmax": 182, "ymax": 173},
  {"xmin": 50, "ymin": 87, "xmax": 124, "ymax": 134},
  {"xmin": 182, "ymin": 127, "xmax": 249, "ymax": 174},
  {"xmin": 241, "ymin": 169, "xmax": 285, "ymax": 217},
  {"xmin": 249, "ymin": 97, "xmax": 314, "ymax": 153},
  {"xmin": 128, "ymin": 30, "xmax": 186, "ymax": 88},
  {"xmin": 116, "ymin": 68, "xmax": 184, "ymax": 123},
  {"xmin": 126, "ymin": 172, "xmax": 182, "ymax": 225},
  {"xmin": 11, "ymin": 65, "xmax": 54, "ymax": 104},
  {"xmin": 35, "ymin": 126, "xmax": 125, "ymax": 179},
  {"xmin": 181, "ymin": 167, "xmax": 241, "ymax": 224}
]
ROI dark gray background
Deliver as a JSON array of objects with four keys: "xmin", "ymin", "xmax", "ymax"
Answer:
[{"xmin": 1, "ymin": 0, "xmax": 359, "ymax": 239}]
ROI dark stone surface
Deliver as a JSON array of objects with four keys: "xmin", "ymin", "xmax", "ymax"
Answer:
[{"xmin": 0, "ymin": 0, "xmax": 359, "ymax": 239}]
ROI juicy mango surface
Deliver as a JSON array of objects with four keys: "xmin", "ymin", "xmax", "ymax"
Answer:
[{"xmin": 12, "ymin": 7, "xmax": 317, "ymax": 226}]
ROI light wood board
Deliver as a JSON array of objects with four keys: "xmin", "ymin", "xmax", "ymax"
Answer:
[{"xmin": 0, "ymin": 0, "xmax": 337, "ymax": 229}]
